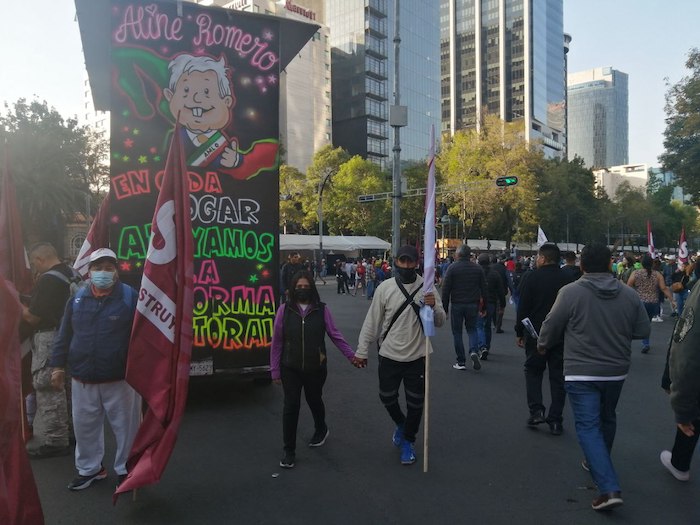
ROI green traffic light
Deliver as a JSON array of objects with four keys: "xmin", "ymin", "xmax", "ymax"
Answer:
[{"xmin": 495, "ymin": 176, "xmax": 518, "ymax": 187}]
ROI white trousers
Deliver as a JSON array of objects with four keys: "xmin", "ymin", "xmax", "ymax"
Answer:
[{"xmin": 71, "ymin": 379, "xmax": 141, "ymax": 476}]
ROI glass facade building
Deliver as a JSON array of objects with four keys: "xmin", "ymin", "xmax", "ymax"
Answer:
[
  {"xmin": 567, "ymin": 66, "xmax": 629, "ymax": 169},
  {"xmin": 327, "ymin": 0, "xmax": 440, "ymax": 167},
  {"xmin": 440, "ymin": 0, "xmax": 566, "ymax": 157}
]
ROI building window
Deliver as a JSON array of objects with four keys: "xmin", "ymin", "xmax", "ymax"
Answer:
[{"xmin": 70, "ymin": 233, "xmax": 87, "ymax": 258}]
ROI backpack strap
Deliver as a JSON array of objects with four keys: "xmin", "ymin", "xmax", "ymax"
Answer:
[
  {"xmin": 44, "ymin": 269, "xmax": 71, "ymax": 285},
  {"xmin": 379, "ymin": 278, "xmax": 422, "ymax": 347}
]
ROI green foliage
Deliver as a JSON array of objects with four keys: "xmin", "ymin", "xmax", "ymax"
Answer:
[
  {"xmin": 660, "ymin": 48, "xmax": 700, "ymax": 204},
  {"xmin": 437, "ymin": 114, "xmax": 541, "ymax": 244},
  {"xmin": 279, "ymin": 164, "xmax": 306, "ymax": 233},
  {"xmin": 534, "ymin": 156, "xmax": 601, "ymax": 244},
  {"xmin": 0, "ymin": 99, "xmax": 109, "ymax": 244}
]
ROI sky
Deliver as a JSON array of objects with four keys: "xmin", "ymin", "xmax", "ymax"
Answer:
[{"xmin": 1, "ymin": 0, "xmax": 698, "ymax": 168}]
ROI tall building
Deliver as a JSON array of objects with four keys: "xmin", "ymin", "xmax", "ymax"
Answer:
[
  {"xmin": 567, "ymin": 66, "xmax": 629, "ymax": 169},
  {"xmin": 327, "ymin": 0, "xmax": 440, "ymax": 167},
  {"xmin": 186, "ymin": 0, "xmax": 333, "ymax": 172},
  {"xmin": 440, "ymin": 0, "xmax": 566, "ymax": 157},
  {"xmin": 593, "ymin": 163, "xmax": 647, "ymax": 201}
]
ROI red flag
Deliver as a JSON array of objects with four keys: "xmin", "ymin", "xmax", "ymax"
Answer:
[
  {"xmin": 73, "ymin": 192, "xmax": 111, "ymax": 279},
  {"xmin": 114, "ymin": 120, "xmax": 194, "ymax": 501},
  {"xmin": 678, "ymin": 227, "xmax": 689, "ymax": 269},
  {"xmin": 0, "ymin": 160, "xmax": 32, "ymax": 294},
  {"xmin": 0, "ymin": 278, "xmax": 44, "ymax": 524}
]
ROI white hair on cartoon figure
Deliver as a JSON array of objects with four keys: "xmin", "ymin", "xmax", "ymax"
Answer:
[{"xmin": 168, "ymin": 54, "xmax": 231, "ymax": 98}]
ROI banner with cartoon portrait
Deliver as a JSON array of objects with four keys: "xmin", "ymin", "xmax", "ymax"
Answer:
[{"xmin": 109, "ymin": 0, "xmax": 286, "ymax": 374}]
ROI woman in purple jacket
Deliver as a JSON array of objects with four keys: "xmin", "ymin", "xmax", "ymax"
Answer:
[{"xmin": 270, "ymin": 270, "xmax": 358, "ymax": 469}]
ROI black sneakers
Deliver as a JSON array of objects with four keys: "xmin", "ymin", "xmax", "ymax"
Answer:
[
  {"xmin": 309, "ymin": 427, "xmax": 329, "ymax": 447},
  {"xmin": 280, "ymin": 452, "xmax": 296, "ymax": 469},
  {"xmin": 527, "ymin": 410, "xmax": 546, "ymax": 427},
  {"xmin": 68, "ymin": 467, "xmax": 107, "ymax": 491}
]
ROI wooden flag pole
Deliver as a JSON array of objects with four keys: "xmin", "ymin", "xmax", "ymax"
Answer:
[{"xmin": 423, "ymin": 336, "xmax": 430, "ymax": 472}]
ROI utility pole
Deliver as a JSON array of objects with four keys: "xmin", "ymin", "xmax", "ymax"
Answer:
[{"xmin": 390, "ymin": 0, "xmax": 407, "ymax": 256}]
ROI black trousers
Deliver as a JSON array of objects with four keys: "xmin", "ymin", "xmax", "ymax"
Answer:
[
  {"xmin": 524, "ymin": 338, "xmax": 565, "ymax": 423},
  {"xmin": 670, "ymin": 395, "xmax": 700, "ymax": 471},
  {"xmin": 378, "ymin": 356, "xmax": 425, "ymax": 443},
  {"xmin": 281, "ymin": 365, "xmax": 327, "ymax": 452}
]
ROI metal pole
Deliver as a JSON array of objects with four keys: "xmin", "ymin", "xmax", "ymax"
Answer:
[
  {"xmin": 391, "ymin": 0, "xmax": 401, "ymax": 255},
  {"xmin": 318, "ymin": 169, "xmax": 333, "ymax": 269}
]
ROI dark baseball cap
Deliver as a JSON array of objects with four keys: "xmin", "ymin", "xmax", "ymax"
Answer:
[{"xmin": 396, "ymin": 245, "xmax": 419, "ymax": 262}]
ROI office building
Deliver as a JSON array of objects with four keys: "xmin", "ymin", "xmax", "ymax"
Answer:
[
  {"xmin": 327, "ymin": 0, "xmax": 441, "ymax": 167},
  {"xmin": 568, "ymin": 66, "xmax": 629, "ymax": 169},
  {"xmin": 440, "ymin": 0, "xmax": 566, "ymax": 157},
  {"xmin": 649, "ymin": 167, "xmax": 689, "ymax": 203},
  {"xmin": 593, "ymin": 163, "xmax": 647, "ymax": 200}
]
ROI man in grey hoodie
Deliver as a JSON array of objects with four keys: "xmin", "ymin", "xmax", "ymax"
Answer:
[{"xmin": 538, "ymin": 243, "xmax": 649, "ymax": 512}]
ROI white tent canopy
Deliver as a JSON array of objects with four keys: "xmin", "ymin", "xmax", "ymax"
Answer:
[{"xmin": 280, "ymin": 234, "xmax": 390, "ymax": 252}]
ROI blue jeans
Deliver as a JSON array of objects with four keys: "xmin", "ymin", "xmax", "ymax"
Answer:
[
  {"xmin": 450, "ymin": 302, "xmax": 480, "ymax": 365},
  {"xmin": 566, "ymin": 381, "xmax": 624, "ymax": 494},
  {"xmin": 477, "ymin": 303, "xmax": 496, "ymax": 350},
  {"xmin": 674, "ymin": 289, "xmax": 689, "ymax": 315},
  {"xmin": 642, "ymin": 302, "xmax": 660, "ymax": 347}
]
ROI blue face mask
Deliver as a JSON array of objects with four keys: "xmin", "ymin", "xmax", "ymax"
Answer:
[{"xmin": 90, "ymin": 270, "xmax": 116, "ymax": 289}]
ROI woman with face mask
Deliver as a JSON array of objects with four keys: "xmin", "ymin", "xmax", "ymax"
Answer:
[{"xmin": 270, "ymin": 270, "xmax": 360, "ymax": 469}]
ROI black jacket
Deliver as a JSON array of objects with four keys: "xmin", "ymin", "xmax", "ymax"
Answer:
[
  {"xmin": 516, "ymin": 264, "xmax": 573, "ymax": 337},
  {"xmin": 281, "ymin": 302, "xmax": 327, "ymax": 372},
  {"xmin": 441, "ymin": 259, "xmax": 487, "ymax": 311},
  {"xmin": 482, "ymin": 264, "xmax": 506, "ymax": 308}
]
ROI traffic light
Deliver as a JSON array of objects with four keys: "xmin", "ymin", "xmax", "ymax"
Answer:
[{"xmin": 495, "ymin": 176, "xmax": 518, "ymax": 187}]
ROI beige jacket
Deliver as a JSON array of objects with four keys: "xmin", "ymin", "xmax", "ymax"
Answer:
[{"xmin": 356, "ymin": 276, "xmax": 445, "ymax": 362}]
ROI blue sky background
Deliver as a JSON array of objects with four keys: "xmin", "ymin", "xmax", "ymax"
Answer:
[{"xmin": 1, "ymin": 0, "xmax": 698, "ymax": 167}]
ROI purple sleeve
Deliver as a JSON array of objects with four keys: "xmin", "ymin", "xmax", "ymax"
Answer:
[
  {"xmin": 270, "ymin": 304, "xmax": 286, "ymax": 380},
  {"xmin": 324, "ymin": 306, "xmax": 355, "ymax": 361}
]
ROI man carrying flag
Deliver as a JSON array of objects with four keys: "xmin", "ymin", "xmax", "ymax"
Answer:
[
  {"xmin": 49, "ymin": 248, "xmax": 141, "ymax": 491},
  {"xmin": 353, "ymin": 127, "xmax": 445, "ymax": 467},
  {"xmin": 114, "ymin": 118, "xmax": 194, "ymax": 499}
]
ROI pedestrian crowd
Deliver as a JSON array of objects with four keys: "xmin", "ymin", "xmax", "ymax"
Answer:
[
  {"xmin": 273, "ymin": 242, "xmax": 700, "ymax": 513},
  {"xmin": 19, "ymin": 240, "xmax": 700, "ymax": 515}
]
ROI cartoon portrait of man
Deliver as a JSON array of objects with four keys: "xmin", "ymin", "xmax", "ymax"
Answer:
[{"xmin": 164, "ymin": 54, "xmax": 241, "ymax": 169}]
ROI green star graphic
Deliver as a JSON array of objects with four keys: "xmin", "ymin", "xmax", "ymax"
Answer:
[
  {"xmin": 113, "ymin": 152, "xmax": 121, "ymax": 159},
  {"xmin": 135, "ymin": 262, "xmax": 143, "ymax": 268},
  {"xmin": 249, "ymin": 274, "xmax": 259, "ymax": 283},
  {"xmin": 138, "ymin": 155, "xmax": 148, "ymax": 164},
  {"xmin": 257, "ymin": 264, "xmax": 264, "ymax": 270},
  {"xmin": 122, "ymin": 155, "xmax": 130, "ymax": 162},
  {"xmin": 122, "ymin": 109, "xmax": 130, "ymax": 117},
  {"xmin": 133, "ymin": 129, "xmax": 140, "ymax": 135},
  {"xmin": 153, "ymin": 156, "xmax": 161, "ymax": 162}
]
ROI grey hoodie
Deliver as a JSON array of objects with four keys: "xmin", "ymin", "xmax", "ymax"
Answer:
[{"xmin": 539, "ymin": 273, "xmax": 650, "ymax": 378}]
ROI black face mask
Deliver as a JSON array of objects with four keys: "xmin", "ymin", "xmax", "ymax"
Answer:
[
  {"xmin": 295, "ymin": 289, "xmax": 312, "ymax": 302},
  {"xmin": 395, "ymin": 266, "xmax": 417, "ymax": 284}
]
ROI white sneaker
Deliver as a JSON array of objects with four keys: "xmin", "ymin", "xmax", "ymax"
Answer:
[
  {"xmin": 660, "ymin": 450, "xmax": 690, "ymax": 481},
  {"xmin": 652, "ymin": 316, "xmax": 663, "ymax": 323},
  {"xmin": 452, "ymin": 363, "xmax": 467, "ymax": 370}
]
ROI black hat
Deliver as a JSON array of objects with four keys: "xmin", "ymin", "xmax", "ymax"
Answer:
[{"xmin": 396, "ymin": 245, "xmax": 419, "ymax": 262}]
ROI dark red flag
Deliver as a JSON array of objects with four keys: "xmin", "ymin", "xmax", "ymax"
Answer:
[
  {"xmin": 114, "ymin": 120, "xmax": 194, "ymax": 501},
  {"xmin": 0, "ymin": 160, "xmax": 32, "ymax": 294},
  {"xmin": 73, "ymin": 192, "xmax": 112, "ymax": 279},
  {"xmin": 0, "ymin": 278, "xmax": 44, "ymax": 524}
]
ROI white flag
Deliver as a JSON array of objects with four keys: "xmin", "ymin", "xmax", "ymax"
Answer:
[{"xmin": 537, "ymin": 225, "xmax": 548, "ymax": 247}]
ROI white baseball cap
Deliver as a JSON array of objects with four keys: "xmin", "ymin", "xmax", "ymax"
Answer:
[{"xmin": 89, "ymin": 248, "xmax": 117, "ymax": 264}]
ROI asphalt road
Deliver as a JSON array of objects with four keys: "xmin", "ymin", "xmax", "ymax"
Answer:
[{"xmin": 30, "ymin": 281, "xmax": 699, "ymax": 524}]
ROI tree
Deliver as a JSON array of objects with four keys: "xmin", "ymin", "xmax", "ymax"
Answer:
[
  {"xmin": 534, "ymin": 156, "xmax": 600, "ymax": 245},
  {"xmin": 437, "ymin": 114, "xmax": 542, "ymax": 245},
  {"xmin": 278, "ymin": 164, "xmax": 306, "ymax": 233},
  {"xmin": 301, "ymin": 145, "xmax": 351, "ymax": 233},
  {"xmin": 323, "ymin": 156, "xmax": 390, "ymax": 236},
  {"xmin": 0, "ymin": 99, "xmax": 109, "ymax": 247},
  {"xmin": 660, "ymin": 48, "xmax": 700, "ymax": 204}
]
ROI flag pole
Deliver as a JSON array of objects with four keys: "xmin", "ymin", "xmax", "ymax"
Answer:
[
  {"xmin": 423, "ymin": 337, "xmax": 430, "ymax": 472},
  {"xmin": 421, "ymin": 124, "xmax": 437, "ymax": 473}
]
